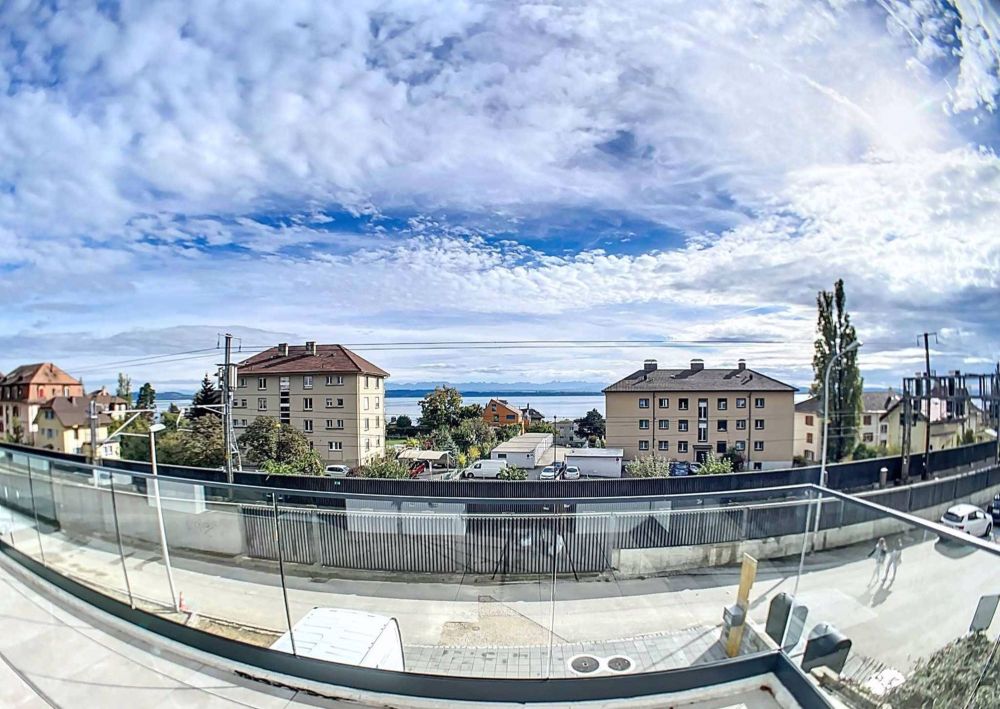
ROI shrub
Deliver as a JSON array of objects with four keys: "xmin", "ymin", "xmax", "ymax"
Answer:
[
  {"xmin": 697, "ymin": 453, "xmax": 733, "ymax": 475},
  {"xmin": 625, "ymin": 456, "xmax": 670, "ymax": 478},
  {"xmin": 497, "ymin": 466, "xmax": 527, "ymax": 480},
  {"xmin": 357, "ymin": 457, "xmax": 411, "ymax": 479}
]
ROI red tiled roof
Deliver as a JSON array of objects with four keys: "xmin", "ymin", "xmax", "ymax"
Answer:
[
  {"xmin": 36, "ymin": 396, "xmax": 113, "ymax": 428},
  {"xmin": 236, "ymin": 344, "xmax": 389, "ymax": 376},
  {"xmin": 1, "ymin": 362, "xmax": 81, "ymax": 387}
]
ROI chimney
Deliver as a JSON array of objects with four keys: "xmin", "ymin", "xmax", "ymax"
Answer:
[
  {"xmin": 690, "ymin": 358, "xmax": 704, "ymax": 372},
  {"xmin": 278, "ymin": 343, "xmax": 289, "ymax": 357},
  {"xmin": 737, "ymin": 359, "xmax": 746, "ymax": 371},
  {"xmin": 306, "ymin": 341, "xmax": 317, "ymax": 356},
  {"xmin": 643, "ymin": 359, "xmax": 657, "ymax": 373}
]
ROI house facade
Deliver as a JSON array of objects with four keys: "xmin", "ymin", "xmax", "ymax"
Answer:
[
  {"xmin": 34, "ymin": 396, "xmax": 120, "ymax": 458},
  {"xmin": 483, "ymin": 398, "xmax": 525, "ymax": 431},
  {"xmin": 604, "ymin": 359, "xmax": 795, "ymax": 470},
  {"xmin": 793, "ymin": 397, "xmax": 821, "ymax": 463},
  {"xmin": 860, "ymin": 390, "xmax": 900, "ymax": 447},
  {"xmin": 234, "ymin": 342, "xmax": 389, "ymax": 468},
  {"xmin": 0, "ymin": 363, "xmax": 84, "ymax": 443}
]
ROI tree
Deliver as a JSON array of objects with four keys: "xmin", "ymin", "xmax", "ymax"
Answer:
[
  {"xmin": 453, "ymin": 418, "xmax": 495, "ymax": 454},
  {"xmin": 497, "ymin": 466, "xmax": 527, "ymax": 480},
  {"xmin": 428, "ymin": 427, "xmax": 458, "ymax": 454},
  {"xmin": 239, "ymin": 417, "xmax": 280, "ymax": 464},
  {"xmin": 852, "ymin": 442, "xmax": 878, "ymax": 460},
  {"xmin": 497, "ymin": 423, "xmax": 522, "ymax": 442},
  {"xmin": 190, "ymin": 373, "xmax": 220, "ymax": 418},
  {"xmin": 527, "ymin": 421, "xmax": 556, "ymax": 434},
  {"xmin": 357, "ymin": 456, "xmax": 411, "ymax": 479},
  {"xmin": 135, "ymin": 383, "xmax": 157, "ymax": 419},
  {"xmin": 459, "ymin": 403, "xmax": 483, "ymax": 421},
  {"xmin": 116, "ymin": 372, "xmax": 132, "ymax": 402},
  {"xmin": 176, "ymin": 415, "xmax": 225, "ymax": 468},
  {"xmin": 811, "ymin": 279, "xmax": 863, "ymax": 463},
  {"xmin": 275, "ymin": 423, "xmax": 313, "ymax": 464},
  {"xmin": 575, "ymin": 409, "xmax": 606, "ymax": 439},
  {"xmin": 6, "ymin": 415, "xmax": 25, "ymax": 443},
  {"xmin": 697, "ymin": 453, "xmax": 733, "ymax": 475},
  {"xmin": 961, "ymin": 428, "xmax": 977, "ymax": 445},
  {"xmin": 625, "ymin": 456, "xmax": 671, "ymax": 478},
  {"xmin": 887, "ymin": 632, "xmax": 998, "ymax": 708},
  {"xmin": 419, "ymin": 386, "xmax": 464, "ymax": 430},
  {"xmin": 394, "ymin": 414, "xmax": 412, "ymax": 429},
  {"xmin": 722, "ymin": 446, "xmax": 745, "ymax": 472}
]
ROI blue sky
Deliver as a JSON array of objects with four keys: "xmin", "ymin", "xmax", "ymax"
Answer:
[{"xmin": 0, "ymin": 0, "xmax": 998, "ymax": 392}]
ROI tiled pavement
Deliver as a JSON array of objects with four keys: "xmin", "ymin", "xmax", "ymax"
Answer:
[{"xmin": 405, "ymin": 625, "xmax": 727, "ymax": 678}]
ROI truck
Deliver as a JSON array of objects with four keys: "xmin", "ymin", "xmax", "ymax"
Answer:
[{"xmin": 461, "ymin": 458, "xmax": 509, "ymax": 479}]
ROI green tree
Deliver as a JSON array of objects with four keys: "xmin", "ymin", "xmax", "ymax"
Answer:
[
  {"xmin": 625, "ymin": 455, "xmax": 671, "ymax": 478},
  {"xmin": 6, "ymin": 415, "xmax": 25, "ymax": 443},
  {"xmin": 177, "ymin": 415, "xmax": 225, "ymax": 467},
  {"xmin": 275, "ymin": 423, "xmax": 313, "ymax": 463},
  {"xmin": 135, "ymin": 383, "xmax": 157, "ymax": 419},
  {"xmin": 112, "ymin": 415, "xmax": 151, "ymax": 461},
  {"xmin": 697, "ymin": 453, "xmax": 733, "ymax": 475},
  {"xmin": 453, "ymin": 418, "xmax": 495, "ymax": 454},
  {"xmin": 238, "ymin": 417, "xmax": 280, "ymax": 464},
  {"xmin": 575, "ymin": 409, "xmax": 606, "ymax": 439},
  {"xmin": 527, "ymin": 421, "xmax": 556, "ymax": 434},
  {"xmin": 394, "ymin": 414, "xmax": 412, "ymax": 429},
  {"xmin": 116, "ymin": 372, "xmax": 132, "ymax": 402},
  {"xmin": 887, "ymin": 632, "xmax": 998, "ymax": 708},
  {"xmin": 459, "ymin": 403, "xmax": 484, "ymax": 420},
  {"xmin": 851, "ymin": 442, "xmax": 878, "ymax": 460},
  {"xmin": 419, "ymin": 386, "xmax": 464, "ymax": 429},
  {"xmin": 811, "ymin": 279, "xmax": 863, "ymax": 463},
  {"xmin": 497, "ymin": 466, "xmax": 527, "ymax": 480},
  {"xmin": 497, "ymin": 423, "xmax": 522, "ymax": 443},
  {"xmin": 961, "ymin": 428, "xmax": 977, "ymax": 445},
  {"xmin": 190, "ymin": 373, "xmax": 220, "ymax": 418},
  {"xmin": 357, "ymin": 456, "xmax": 411, "ymax": 479},
  {"xmin": 429, "ymin": 427, "xmax": 458, "ymax": 454},
  {"xmin": 721, "ymin": 446, "xmax": 745, "ymax": 472}
]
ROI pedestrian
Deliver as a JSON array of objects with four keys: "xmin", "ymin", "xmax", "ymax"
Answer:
[
  {"xmin": 867, "ymin": 537, "xmax": 888, "ymax": 585},
  {"xmin": 883, "ymin": 538, "xmax": 903, "ymax": 585}
]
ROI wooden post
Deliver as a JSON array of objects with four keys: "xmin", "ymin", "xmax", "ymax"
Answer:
[{"xmin": 726, "ymin": 553, "xmax": 759, "ymax": 657}]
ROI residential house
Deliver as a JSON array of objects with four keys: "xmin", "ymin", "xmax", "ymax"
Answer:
[
  {"xmin": 793, "ymin": 397, "xmax": 821, "ymax": 463},
  {"xmin": 235, "ymin": 342, "xmax": 389, "ymax": 468},
  {"xmin": 554, "ymin": 419, "xmax": 587, "ymax": 447},
  {"xmin": 34, "ymin": 396, "xmax": 120, "ymax": 458},
  {"xmin": 519, "ymin": 405, "xmax": 546, "ymax": 428},
  {"xmin": 483, "ymin": 398, "xmax": 525, "ymax": 431},
  {"xmin": 604, "ymin": 359, "xmax": 795, "ymax": 470},
  {"xmin": 860, "ymin": 390, "xmax": 900, "ymax": 448},
  {"xmin": 0, "ymin": 363, "xmax": 84, "ymax": 443},
  {"xmin": 88, "ymin": 387, "xmax": 130, "ymax": 420},
  {"xmin": 881, "ymin": 395, "xmax": 983, "ymax": 454}
]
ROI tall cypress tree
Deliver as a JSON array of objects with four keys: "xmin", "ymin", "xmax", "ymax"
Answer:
[{"xmin": 811, "ymin": 279, "xmax": 863, "ymax": 462}]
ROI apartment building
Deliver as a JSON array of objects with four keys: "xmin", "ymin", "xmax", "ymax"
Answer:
[
  {"xmin": 860, "ymin": 390, "xmax": 899, "ymax": 447},
  {"xmin": 0, "ymin": 363, "xmax": 84, "ymax": 443},
  {"xmin": 483, "ymin": 398, "xmax": 525, "ymax": 431},
  {"xmin": 793, "ymin": 397, "xmax": 821, "ymax": 462},
  {"xmin": 34, "ymin": 396, "xmax": 120, "ymax": 458},
  {"xmin": 234, "ymin": 342, "xmax": 389, "ymax": 468},
  {"xmin": 604, "ymin": 359, "xmax": 795, "ymax": 470}
]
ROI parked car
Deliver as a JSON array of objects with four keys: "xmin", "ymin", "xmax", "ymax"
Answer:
[
  {"xmin": 540, "ymin": 465, "xmax": 558, "ymax": 480},
  {"xmin": 563, "ymin": 465, "xmax": 581, "ymax": 480},
  {"xmin": 688, "ymin": 462, "xmax": 703, "ymax": 474},
  {"xmin": 323, "ymin": 465, "xmax": 351, "ymax": 477},
  {"xmin": 462, "ymin": 459, "xmax": 508, "ymax": 479},
  {"xmin": 669, "ymin": 461, "xmax": 691, "ymax": 476},
  {"xmin": 940, "ymin": 504, "xmax": 992, "ymax": 538},
  {"xmin": 987, "ymin": 495, "xmax": 1000, "ymax": 524}
]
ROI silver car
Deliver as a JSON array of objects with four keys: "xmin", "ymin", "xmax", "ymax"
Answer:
[
  {"xmin": 540, "ymin": 465, "xmax": 558, "ymax": 480},
  {"xmin": 563, "ymin": 465, "xmax": 581, "ymax": 480}
]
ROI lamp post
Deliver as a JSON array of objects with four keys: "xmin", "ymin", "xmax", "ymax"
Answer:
[{"xmin": 148, "ymin": 422, "xmax": 179, "ymax": 612}]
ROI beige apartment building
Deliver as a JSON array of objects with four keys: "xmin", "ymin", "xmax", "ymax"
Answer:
[
  {"xmin": 793, "ymin": 397, "xmax": 821, "ymax": 462},
  {"xmin": 234, "ymin": 342, "xmax": 388, "ymax": 468},
  {"xmin": 0, "ymin": 363, "xmax": 84, "ymax": 443},
  {"xmin": 604, "ymin": 359, "xmax": 795, "ymax": 470},
  {"xmin": 34, "ymin": 396, "xmax": 120, "ymax": 458}
]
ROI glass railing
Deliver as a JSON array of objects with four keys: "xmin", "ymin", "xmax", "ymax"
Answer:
[{"xmin": 1, "ymin": 445, "xmax": 997, "ymax": 705}]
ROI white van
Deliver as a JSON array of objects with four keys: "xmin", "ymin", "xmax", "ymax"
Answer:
[{"xmin": 462, "ymin": 459, "xmax": 508, "ymax": 479}]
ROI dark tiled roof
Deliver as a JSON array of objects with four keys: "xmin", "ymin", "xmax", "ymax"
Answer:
[
  {"xmin": 37, "ymin": 396, "xmax": 113, "ymax": 428},
  {"xmin": 237, "ymin": 344, "xmax": 388, "ymax": 376},
  {"xmin": 0, "ymin": 362, "xmax": 80, "ymax": 387},
  {"xmin": 604, "ymin": 366, "xmax": 795, "ymax": 393},
  {"xmin": 862, "ymin": 390, "xmax": 899, "ymax": 412},
  {"xmin": 795, "ymin": 397, "xmax": 821, "ymax": 414}
]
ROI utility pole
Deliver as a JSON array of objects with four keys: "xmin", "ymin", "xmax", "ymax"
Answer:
[
  {"xmin": 88, "ymin": 398, "xmax": 100, "ymax": 465},
  {"xmin": 221, "ymin": 333, "xmax": 235, "ymax": 483},
  {"xmin": 920, "ymin": 333, "xmax": 936, "ymax": 480}
]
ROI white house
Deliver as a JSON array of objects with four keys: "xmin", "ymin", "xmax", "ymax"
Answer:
[{"xmin": 490, "ymin": 432, "xmax": 553, "ymax": 469}]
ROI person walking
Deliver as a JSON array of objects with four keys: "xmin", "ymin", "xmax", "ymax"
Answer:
[
  {"xmin": 883, "ymin": 538, "xmax": 903, "ymax": 585},
  {"xmin": 867, "ymin": 537, "xmax": 888, "ymax": 585}
]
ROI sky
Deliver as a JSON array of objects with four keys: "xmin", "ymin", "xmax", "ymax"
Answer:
[{"xmin": 0, "ymin": 0, "xmax": 998, "ymax": 393}]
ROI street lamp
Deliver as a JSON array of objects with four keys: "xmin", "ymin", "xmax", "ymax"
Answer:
[{"xmin": 148, "ymin": 422, "xmax": 179, "ymax": 612}]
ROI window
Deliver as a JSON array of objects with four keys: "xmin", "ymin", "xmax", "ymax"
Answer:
[
  {"xmin": 658, "ymin": 397, "xmax": 669, "ymax": 408},
  {"xmin": 375, "ymin": 398, "xmax": 380, "ymax": 410},
  {"xmin": 806, "ymin": 433, "xmax": 814, "ymax": 443},
  {"xmin": 717, "ymin": 398, "xmax": 727, "ymax": 411},
  {"xmin": 734, "ymin": 440, "xmax": 746, "ymax": 451},
  {"xmin": 364, "ymin": 418, "xmax": 370, "ymax": 431},
  {"xmin": 363, "ymin": 396, "xmax": 370, "ymax": 411},
  {"xmin": 736, "ymin": 397, "xmax": 747, "ymax": 409},
  {"xmin": 678, "ymin": 398, "xmax": 689, "ymax": 410},
  {"xmin": 304, "ymin": 419, "xmax": 313, "ymax": 432},
  {"xmin": 365, "ymin": 376, "xmax": 371, "ymax": 389},
  {"xmin": 754, "ymin": 419, "xmax": 764, "ymax": 430},
  {"xmin": 303, "ymin": 375, "xmax": 313, "ymax": 389},
  {"xmin": 238, "ymin": 377, "xmax": 246, "ymax": 388},
  {"xmin": 337, "ymin": 419, "xmax": 344, "ymax": 429},
  {"xmin": 257, "ymin": 377, "xmax": 267, "ymax": 390},
  {"xmin": 697, "ymin": 399, "xmax": 708, "ymax": 419},
  {"xmin": 638, "ymin": 440, "xmax": 649, "ymax": 451},
  {"xmin": 658, "ymin": 419, "xmax": 669, "ymax": 430},
  {"xmin": 880, "ymin": 424, "xmax": 888, "ymax": 434},
  {"xmin": 326, "ymin": 375, "xmax": 344, "ymax": 386},
  {"xmin": 241, "ymin": 399, "xmax": 247, "ymax": 408},
  {"xmin": 658, "ymin": 440, "xmax": 669, "ymax": 451},
  {"xmin": 677, "ymin": 441, "xmax": 688, "ymax": 453},
  {"xmin": 805, "ymin": 415, "xmax": 814, "ymax": 426},
  {"xmin": 754, "ymin": 397, "xmax": 765, "ymax": 409},
  {"xmin": 325, "ymin": 398, "xmax": 334, "ymax": 408},
  {"xmin": 754, "ymin": 440, "xmax": 764, "ymax": 451},
  {"xmin": 493, "ymin": 414, "xmax": 499, "ymax": 422},
  {"xmin": 257, "ymin": 398, "xmax": 267, "ymax": 411},
  {"xmin": 716, "ymin": 441, "xmax": 726, "ymax": 454},
  {"xmin": 736, "ymin": 419, "xmax": 747, "ymax": 430},
  {"xmin": 863, "ymin": 415, "xmax": 872, "ymax": 426},
  {"xmin": 639, "ymin": 419, "xmax": 650, "ymax": 430},
  {"xmin": 863, "ymin": 432, "xmax": 874, "ymax": 442},
  {"xmin": 638, "ymin": 398, "xmax": 650, "ymax": 409},
  {"xmin": 678, "ymin": 420, "xmax": 689, "ymax": 432},
  {"xmin": 303, "ymin": 397, "xmax": 313, "ymax": 411},
  {"xmin": 505, "ymin": 413, "xmax": 515, "ymax": 420},
  {"xmin": 753, "ymin": 462, "xmax": 763, "ymax": 470},
  {"xmin": 328, "ymin": 441, "xmax": 343, "ymax": 451},
  {"xmin": 697, "ymin": 422, "xmax": 708, "ymax": 442},
  {"xmin": 717, "ymin": 419, "xmax": 728, "ymax": 432}
]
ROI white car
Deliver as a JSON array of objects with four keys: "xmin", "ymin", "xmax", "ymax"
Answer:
[
  {"xmin": 324, "ymin": 465, "xmax": 351, "ymax": 477},
  {"xmin": 940, "ymin": 504, "xmax": 992, "ymax": 538},
  {"xmin": 563, "ymin": 465, "xmax": 581, "ymax": 480},
  {"xmin": 540, "ymin": 465, "xmax": 558, "ymax": 480}
]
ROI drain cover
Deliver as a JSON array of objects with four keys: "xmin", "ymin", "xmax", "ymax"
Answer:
[
  {"xmin": 569, "ymin": 655, "xmax": 600, "ymax": 674},
  {"xmin": 606, "ymin": 656, "xmax": 633, "ymax": 672}
]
